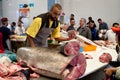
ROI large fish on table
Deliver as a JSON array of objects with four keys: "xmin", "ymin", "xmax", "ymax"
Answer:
[{"xmin": 16, "ymin": 42, "xmax": 86, "ymax": 80}]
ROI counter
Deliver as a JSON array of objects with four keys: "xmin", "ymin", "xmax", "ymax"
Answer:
[{"xmin": 79, "ymin": 46, "xmax": 118, "ymax": 80}]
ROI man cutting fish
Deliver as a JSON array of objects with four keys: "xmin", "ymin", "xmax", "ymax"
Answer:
[{"xmin": 26, "ymin": 4, "xmax": 75, "ymax": 47}]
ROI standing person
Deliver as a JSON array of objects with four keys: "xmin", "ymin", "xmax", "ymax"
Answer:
[
  {"xmin": 77, "ymin": 18, "xmax": 92, "ymax": 40},
  {"xmin": 111, "ymin": 25, "xmax": 120, "ymax": 54},
  {"xmin": 26, "ymin": 4, "xmax": 75, "ymax": 47},
  {"xmin": 66, "ymin": 18, "xmax": 75, "ymax": 31},
  {"xmin": 11, "ymin": 22, "xmax": 16, "ymax": 34},
  {"xmin": 87, "ymin": 16, "xmax": 95, "ymax": 27},
  {"xmin": 21, "ymin": 17, "xmax": 30, "ymax": 30},
  {"xmin": 88, "ymin": 20, "xmax": 98, "ymax": 40},
  {"xmin": 15, "ymin": 21, "xmax": 25, "ymax": 35},
  {"xmin": 0, "ymin": 17, "xmax": 14, "ymax": 50},
  {"xmin": 98, "ymin": 18, "xmax": 109, "ymax": 30},
  {"xmin": 105, "ymin": 23, "xmax": 119, "ymax": 43},
  {"xmin": 98, "ymin": 18, "xmax": 108, "ymax": 40},
  {"xmin": 8, "ymin": 22, "xmax": 16, "ymax": 34},
  {"xmin": 70, "ymin": 14, "xmax": 74, "ymax": 20}
]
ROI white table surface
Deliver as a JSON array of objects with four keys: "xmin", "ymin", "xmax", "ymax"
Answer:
[{"xmin": 79, "ymin": 46, "xmax": 118, "ymax": 78}]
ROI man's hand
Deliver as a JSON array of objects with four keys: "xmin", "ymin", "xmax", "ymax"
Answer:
[{"xmin": 104, "ymin": 68, "xmax": 117, "ymax": 77}]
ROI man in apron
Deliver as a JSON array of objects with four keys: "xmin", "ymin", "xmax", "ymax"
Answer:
[{"xmin": 26, "ymin": 4, "xmax": 75, "ymax": 47}]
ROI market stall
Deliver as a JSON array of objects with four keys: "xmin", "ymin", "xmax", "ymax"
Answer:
[
  {"xmin": 10, "ymin": 35, "xmax": 27, "ymax": 52},
  {"xmin": 17, "ymin": 31, "xmax": 118, "ymax": 80},
  {"xmin": 79, "ymin": 46, "xmax": 117, "ymax": 80},
  {"xmin": 0, "ymin": 30, "xmax": 117, "ymax": 80},
  {"xmin": 60, "ymin": 30, "xmax": 118, "ymax": 80}
]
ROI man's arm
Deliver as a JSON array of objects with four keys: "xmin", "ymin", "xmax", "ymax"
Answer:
[
  {"xmin": 55, "ymin": 31, "xmax": 76, "ymax": 41},
  {"xmin": 55, "ymin": 36, "xmax": 72, "ymax": 41},
  {"xmin": 104, "ymin": 67, "xmax": 118, "ymax": 77},
  {"xmin": 25, "ymin": 18, "xmax": 42, "ymax": 47},
  {"xmin": 27, "ymin": 35, "xmax": 35, "ymax": 47},
  {"xmin": 9, "ymin": 35, "xmax": 15, "ymax": 39},
  {"xmin": 52, "ymin": 22, "xmax": 75, "ymax": 41}
]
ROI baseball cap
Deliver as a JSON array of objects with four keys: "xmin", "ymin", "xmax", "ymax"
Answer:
[
  {"xmin": 1, "ymin": 17, "xmax": 8, "ymax": 22},
  {"xmin": 111, "ymin": 27, "xmax": 120, "ymax": 36}
]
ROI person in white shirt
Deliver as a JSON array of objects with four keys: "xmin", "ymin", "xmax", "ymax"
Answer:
[
  {"xmin": 15, "ymin": 21, "xmax": 25, "ymax": 35},
  {"xmin": 105, "ymin": 23, "xmax": 119, "ymax": 43},
  {"xmin": 7, "ymin": 22, "xmax": 16, "ymax": 34},
  {"xmin": 21, "ymin": 17, "xmax": 30, "ymax": 30}
]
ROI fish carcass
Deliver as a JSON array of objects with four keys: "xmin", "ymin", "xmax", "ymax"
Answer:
[{"xmin": 16, "ymin": 41, "xmax": 86, "ymax": 80}]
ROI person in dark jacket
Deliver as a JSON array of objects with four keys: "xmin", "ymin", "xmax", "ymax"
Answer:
[
  {"xmin": 0, "ymin": 17, "xmax": 14, "ymax": 50},
  {"xmin": 66, "ymin": 18, "xmax": 75, "ymax": 31},
  {"xmin": 87, "ymin": 16, "xmax": 96, "ymax": 27},
  {"xmin": 88, "ymin": 20, "xmax": 98, "ymax": 40},
  {"xmin": 98, "ymin": 18, "xmax": 108, "ymax": 30},
  {"xmin": 77, "ymin": 18, "xmax": 92, "ymax": 40}
]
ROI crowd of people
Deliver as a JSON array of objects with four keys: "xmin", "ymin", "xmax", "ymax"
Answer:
[
  {"xmin": 0, "ymin": 16, "xmax": 26, "ymax": 50},
  {"xmin": 62, "ymin": 15, "xmax": 119, "ymax": 43},
  {"xmin": 0, "ymin": 4, "xmax": 119, "ymax": 50}
]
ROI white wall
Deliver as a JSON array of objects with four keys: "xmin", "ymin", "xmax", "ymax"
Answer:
[
  {"xmin": 2, "ymin": 0, "xmax": 48, "ymax": 24},
  {"xmin": 61, "ymin": 0, "xmax": 120, "ymax": 29},
  {"xmin": 2, "ymin": 0, "xmax": 120, "ymax": 29}
]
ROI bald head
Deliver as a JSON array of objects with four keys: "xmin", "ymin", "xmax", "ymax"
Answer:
[
  {"xmin": 49, "ymin": 4, "xmax": 62, "ymax": 21},
  {"xmin": 50, "ymin": 4, "xmax": 62, "ymax": 11}
]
